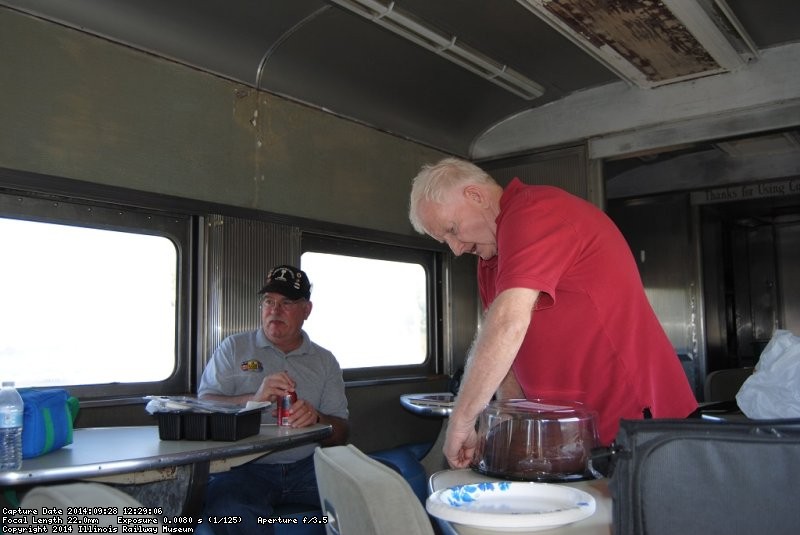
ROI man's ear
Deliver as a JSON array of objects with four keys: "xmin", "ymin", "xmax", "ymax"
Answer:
[{"xmin": 463, "ymin": 184, "xmax": 485, "ymax": 206}]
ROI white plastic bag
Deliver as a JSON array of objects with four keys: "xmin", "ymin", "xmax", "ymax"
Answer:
[{"xmin": 736, "ymin": 330, "xmax": 800, "ymax": 419}]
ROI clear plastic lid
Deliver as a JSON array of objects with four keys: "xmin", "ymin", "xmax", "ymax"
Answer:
[
  {"xmin": 484, "ymin": 399, "xmax": 596, "ymax": 420},
  {"xmin": 474, "ymin": 398, "xmax": 599, "ymax": 481}
]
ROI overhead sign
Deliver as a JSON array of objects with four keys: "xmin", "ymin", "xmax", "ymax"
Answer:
[{"xmin": 691, "ymin": 178, "xmax": 800, "ymax": 205}]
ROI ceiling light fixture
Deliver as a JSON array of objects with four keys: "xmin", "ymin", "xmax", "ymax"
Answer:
[{"xmin": 328, "ymin": 0, "xmax": 545, "ymax": 100}]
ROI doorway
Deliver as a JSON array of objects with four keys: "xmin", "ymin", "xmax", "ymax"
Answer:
[{"xmin": 701, "ymin": 196, "xmax": 800, "ymax": 372}]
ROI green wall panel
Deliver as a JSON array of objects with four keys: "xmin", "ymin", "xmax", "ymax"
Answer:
[{"xmin": 0, "ymin": 8, "xmax": 445, "ymax": 235}]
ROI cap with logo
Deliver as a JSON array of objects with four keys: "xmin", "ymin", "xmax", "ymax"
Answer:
[{"xmin": 258, "ymin": 265, "xmax": 311, "ymax": 300}]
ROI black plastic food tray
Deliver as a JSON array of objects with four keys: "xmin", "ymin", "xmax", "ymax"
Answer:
[
  {"xmin": 156, "ymin": 409, "xmax": 261, "ymax": 441},
  {"xmin": 209, "ymin": 410, "xmax": 261, "ymax": 441}
]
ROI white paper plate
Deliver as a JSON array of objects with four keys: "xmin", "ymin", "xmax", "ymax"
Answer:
[{"xmin": 426, "ymin": 481, "xmax": 596, "ymax": 532}]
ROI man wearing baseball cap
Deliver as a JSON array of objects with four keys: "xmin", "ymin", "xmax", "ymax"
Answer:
[{"xmin": 198, "ymin": 264, "xmax": 349, "ymax": 534}]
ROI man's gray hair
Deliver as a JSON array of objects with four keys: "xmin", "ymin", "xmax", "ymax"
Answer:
[{"xmin": 408, "ymin": 157, "xmax": 496, "ymax": 234}]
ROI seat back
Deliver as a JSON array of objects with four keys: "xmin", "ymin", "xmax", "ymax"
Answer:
[{"xmin": 313, "ymin": 445, "xmax": 435, "ymax": 535}]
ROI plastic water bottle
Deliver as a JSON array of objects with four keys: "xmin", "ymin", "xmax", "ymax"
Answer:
[{"xmin": 0, "ymin": 381, "xmax": 24, "ymax": 470}]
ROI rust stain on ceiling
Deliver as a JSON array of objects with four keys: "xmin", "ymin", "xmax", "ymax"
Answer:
[{"xmin": 545, "ymin": 0, "xmax": 720, "ymax": 82}]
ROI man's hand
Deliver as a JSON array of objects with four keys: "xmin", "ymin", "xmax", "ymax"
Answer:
[
  {"xmin": 253, "ymin": 371, "xmax": 296, "ymax": 403},
  {"xmin": 443, "ymin": 410, "xmax": 479, "ymax": 468},
  {"xmin": 286, "ymin": 398, "xmax": 319, "ymax": 428}
]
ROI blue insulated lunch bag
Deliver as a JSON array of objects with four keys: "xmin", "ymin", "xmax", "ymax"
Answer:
[{"xmin": 20, "ymin": 388, "xmax": 79, "ymax": 459}]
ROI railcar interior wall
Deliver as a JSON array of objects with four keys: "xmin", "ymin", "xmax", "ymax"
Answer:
[{"xmin": 1, "ymin": 2, "xmax": 799, "ymax": 453}]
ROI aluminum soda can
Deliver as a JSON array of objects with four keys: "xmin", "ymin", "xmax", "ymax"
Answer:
[{"xmin": 278, "ymin": 391, "xmax": 297, "ymax": 427}]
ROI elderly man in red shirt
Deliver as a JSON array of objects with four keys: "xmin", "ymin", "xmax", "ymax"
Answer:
[{"xmin": 409, "ymin": 157, "xmax": 697, "ymax": 468}]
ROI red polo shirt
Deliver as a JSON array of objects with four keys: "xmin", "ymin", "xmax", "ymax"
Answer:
[{"xmin": 478, "ymin": 179, "xmax": 697, "ymax": 444}]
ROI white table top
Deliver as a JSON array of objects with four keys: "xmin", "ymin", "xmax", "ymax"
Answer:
[
  {"xmin": 0, "ymin": 423, "xmax": 332, "ymax": 486},
  {"xmin": 428, "ymin": 469, "xmax": 612, "ymax": 535}
]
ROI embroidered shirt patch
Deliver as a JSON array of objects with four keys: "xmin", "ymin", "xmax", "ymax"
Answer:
[{"xmin": 240, "ymin": 359, "xmax": 264, "ymax": 372}]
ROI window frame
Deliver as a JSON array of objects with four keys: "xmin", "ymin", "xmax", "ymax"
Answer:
[
  {"xmin": 0, "ymin": 187, "xmax": 194, "ymax": 400},
  {"xmin": 301, "ymin": 233, "xmax": 442, "ymax": 383},
  {"xmin": 0, "ymin": 166, "xmax": 450, "ymax": 396}
]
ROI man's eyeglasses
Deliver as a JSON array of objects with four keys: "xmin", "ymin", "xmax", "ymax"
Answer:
[{"xmin": 260, "ymin": 297, "xmax": 305, "ymax": 310}]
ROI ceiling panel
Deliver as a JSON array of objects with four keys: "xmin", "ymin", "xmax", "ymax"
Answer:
[
  {"xmin": 260, "ymin": 7, "xmax": 540, "ymax": 154},
  {"xmin": 724, "ymin": 0, "xmax": 800, "ymax": 48},
  {"xmin": 1, "ymin": 0, "xmax": 330, "ymax": 85},
  {"xmin": 3, "ymin": 0, "xmax": 799, "ymax": 158},
  {"xmin": 392, "ymin": 0, "xmax": 617, "ymax": 93}
]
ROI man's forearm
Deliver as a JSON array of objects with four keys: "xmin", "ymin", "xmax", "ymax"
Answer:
[{"xmin": 452, "ymin": 288, "xmax": 539, "ymax": 422}]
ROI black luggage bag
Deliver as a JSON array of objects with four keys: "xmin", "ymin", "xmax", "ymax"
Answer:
[{"xmin": 606, "ymin": 418, "xmax": 800, "ymax": 535}]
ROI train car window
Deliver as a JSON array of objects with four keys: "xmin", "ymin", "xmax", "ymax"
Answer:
[
  {"xmin": 0, "ymin": 218, "xmax": 177, "ymax": 387},
  {"xmin": 301, "ymin": 252, "xmax": 427, "ymax": 369},
  {"xmin": 0, "ymin": 188, "xmax": 193, "ymax": 399},
  {"xmin": 301, "ymin": 234, "xmax": 440, "ymax": 381}
]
